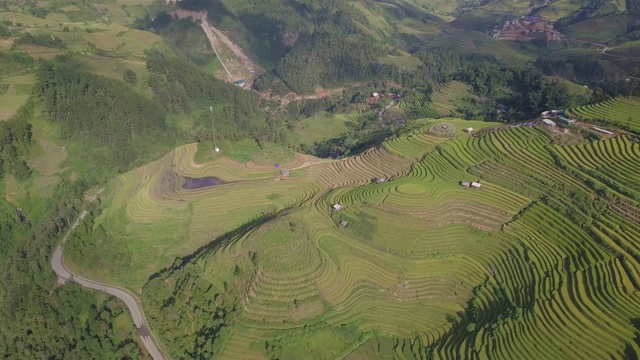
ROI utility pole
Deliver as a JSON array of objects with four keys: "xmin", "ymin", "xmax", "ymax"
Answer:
[{"xmin": 210, "ymin": 106, "xmax": 219, "ymax": 152}]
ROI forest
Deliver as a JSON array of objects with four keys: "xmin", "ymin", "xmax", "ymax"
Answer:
[
  {"xmin": 0, "ymin": 181, "xmax": 145, "ymax": 359},
  {"xmin": 146, "ymin": 53, "xmax": 292, "ymax": 143},
  {"xmin": 35, "ymin": 61, "xmax": 173, "ymax": 172},
  {"xmin": 0, "ymin": 117, "xmax": 33, "ymax": 180}
]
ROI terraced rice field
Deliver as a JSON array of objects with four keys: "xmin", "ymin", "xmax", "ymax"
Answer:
[
  {"xmin": 431, "ymin": 81, "xmax": 472, "ymax": 116},
  {"xmin": 82, "ymin": 122, "xmax": 640, "ymax": 359},
  {"xmin": 566, "ymin": 97, "xmax": 640, "ymax": 133},
  {"xmin": 400, "ymin": 93, "xmax": 446, "ymax": 119}
]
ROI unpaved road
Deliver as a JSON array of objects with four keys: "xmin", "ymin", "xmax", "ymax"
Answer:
[
  {"xmin": 51, "ymin": 207, "xmax": 165, "ymax": 360},
  {"xmin": 205, "ymin": 18, "xmax": 258, "ymax": 75},
  {"xmin": 171, "ymin": 9, "xmax": 259, "ymax": 82}
]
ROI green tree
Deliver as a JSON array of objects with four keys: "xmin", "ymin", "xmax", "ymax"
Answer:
[
  {"xmin": 123, "ymin": 69, "xmax": 138, "ymax": 85},
  {"xmin": 589, "ymin": 87, "xmax": 609, "ymax": 104}
]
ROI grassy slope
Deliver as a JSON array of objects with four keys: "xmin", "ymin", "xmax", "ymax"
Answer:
[
  {"xmin": 293, "ymin": 113, "xmax": 354, "ymax": 147},
  {"xmin": 565, "ymin": 14, "xmax": 640, "ymax": 43}
]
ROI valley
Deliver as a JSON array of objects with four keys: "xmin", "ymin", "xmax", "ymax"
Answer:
[{"xmin": 0, "ymin": 0, "xmax": 639, "ymax": 359}]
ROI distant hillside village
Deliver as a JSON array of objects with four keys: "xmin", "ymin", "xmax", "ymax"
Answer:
[{"xmin": 491, "ymin": 15, "xmax": 564, "ymax": 42}]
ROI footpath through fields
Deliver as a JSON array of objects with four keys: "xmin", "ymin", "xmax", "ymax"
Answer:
[{"xmin": 51, "ymin": 202, "xmax": 165, "ymax": 360}]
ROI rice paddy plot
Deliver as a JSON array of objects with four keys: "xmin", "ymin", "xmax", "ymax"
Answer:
[
  {"xmin": 566, "ymin": 97, "xmax": 640, "ymax": 132},
  {"xmin": 383, "ymin": 132, "xmax": 446, "ymax": 158},
  {"xmin": 400, "ymin": 96, "xmax": 444, "ymax": 119},
  {"xmin": 553, "ymin": 135, "xmax": 640, "ymax": 193},
  {"xmin": 430, "ymin": 81, "xmax": 472, "ymax": 116},
  {"xmin": 71, "ymin": 120, "xmax": 640, "ymax": 359}
]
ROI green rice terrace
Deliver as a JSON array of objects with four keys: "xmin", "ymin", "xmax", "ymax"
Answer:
[
  {"xmin": 66, "ymin": 119, "xmax": 640, "ymax": 359},
  {"xmin": 566, "ymin": 97, "xmax": 640, "ymax": 133}
]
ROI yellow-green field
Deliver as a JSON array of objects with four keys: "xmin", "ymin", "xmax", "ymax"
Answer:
[
  {"xmin": 65, "ymin": 117, "xmax": 640, "ymax": 359},
  {"xmin": 294, "ymin": 113, "xmax": 354, "ymax": 146},
  {"xmin": 567, "ymin": 97, "xmax": 640, "ymax": 132}
]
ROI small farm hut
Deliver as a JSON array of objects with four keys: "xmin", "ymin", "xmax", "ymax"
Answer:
[
  {"xmin": 375, "ymin": 177, "xmax": 386, "ymax": 184},
  {"xmin": 465, "ymin": 127, "xmax": 474, "ymax": 133},
  {"xmin": 542, "ymin": 119, "xmax": 556, "ymax": 128},
  {"xmin": 339, "ymin": 220, "xmax": 349, "ymax": 227},
  {"xmin": 592, "ymin": 127, "xmax": 613, "ymax": 135},
  {"xmin": 556, "ymin": 116, "xmax": 575, "ymax": 126},
  {"xmin": 333, "ymin": 204, "xmax": 343, "ymax": 211},
  {"xmin": 280, "ymin": 170, "xmax": 290, "ymax": 177},
  {"xmin": 214, "ymin": 147, "xmax": 220, "ymax": 152},
  {"xmin": 471, "ymin": 182, "xmax": 482, "ymax": 189}
]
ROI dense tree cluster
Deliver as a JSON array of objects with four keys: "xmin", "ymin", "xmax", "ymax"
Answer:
[
  {"xmin": 266, "ymin": 33, "xmax": 390, "ymax": 94},
  {"xmin": 629, "ymin": 0, "xmax": 640, "ymax": 13},
  {"xmin": 413, "ymin": 48, "xmax": 571, "ymax": 118},
  {"xmin": 0, "ymin": 181, "xmax": 145, "ymax": 359},
  {"xmin": 0, "ymin": 51, "xmax": 34, "ymax": 76},
  {"xmin": 15, "ymin": 33, "xmax": 66, "ymax": 49},
  {"xmin": 0, "ymin": 24, "xmax": 11, "ymax": 38},
  {"xmin": 179, "ymin": 0, "xmax": 396, "ymax": 95},
  {"xmin": 143, "ymin": 17, "xmax": 217, "ymax": 66},
  {"xmin": 146, "ymin": 53, "xmax": 270, "ymax": 139},
  {"xmin": 35, "ymin": 61, "xmax": 173, "ymax": 171},
  {"xmin": 143, "ymin": 265, "xmax": 235, "ymax": 360},
  {"xmin": 0, "ymin": 117, "xmax": 33, "ymax": 180},
  {"xmin": 535, "ymin": 55, "xmax": 605, "ymax": 84}
]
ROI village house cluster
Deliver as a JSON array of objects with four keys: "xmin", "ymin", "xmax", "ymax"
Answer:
[
  {"xmin": 368, "ymin": 92, "xmax": 401, "ymax": 105},
  {"xmin": 492, "ymin": 16, "xmax": 563, "ymax": 42},
  {"xmin": 540, "ymin": 110, "xmax": 576, "ymax": 128}
]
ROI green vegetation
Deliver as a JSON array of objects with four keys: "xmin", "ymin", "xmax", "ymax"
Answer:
[
  {"xmin": 0, "ymin": 181, "xmax": 147, "ymax": 359},
  {"xmin": 150, "ymin": 17, "xmax": 217, "ymax": 66},
  {"xmin": 146, "ymin": 54, "xmax": 270, "ymax": 138},
  {"xmin": 2, "ymin": 0, "xmax": 640, "ymax": 359},
  {"xmin": 294, "ymin": 113, "xmax": 353, "ymax": 147},
  {"xmin": 0, "ymin": 117, "xmax": 33, "ymax": 180},
  {"xmin": 35, "ymin": 62, "xmax": 172, "ymax": 172},
  {"xmin": 567, "ymin": 97, "xmax": 640, "ymax": 132},
  {"xmin": 64, "ymin": 117, "xmax": 640, "ymax": 359}
]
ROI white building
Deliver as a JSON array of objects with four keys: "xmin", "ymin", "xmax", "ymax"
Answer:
[{"xmin": 542, "ymin": 119, "xmax": 556, "ymax": 128}]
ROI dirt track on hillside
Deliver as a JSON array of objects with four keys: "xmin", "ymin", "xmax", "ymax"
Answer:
[{"xmin": 171, "ymin": 9, "xmax": 260, "ymax": 82}]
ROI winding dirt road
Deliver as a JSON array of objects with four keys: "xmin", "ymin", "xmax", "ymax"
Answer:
[{"xmin": 51, "ymin": 207, "xmax": 165, "ymax": 360}]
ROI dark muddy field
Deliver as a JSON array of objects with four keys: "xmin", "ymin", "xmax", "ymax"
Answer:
[{"xmin": 182, "ymin": 176, "xmax": 226, "ymax": 190}]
